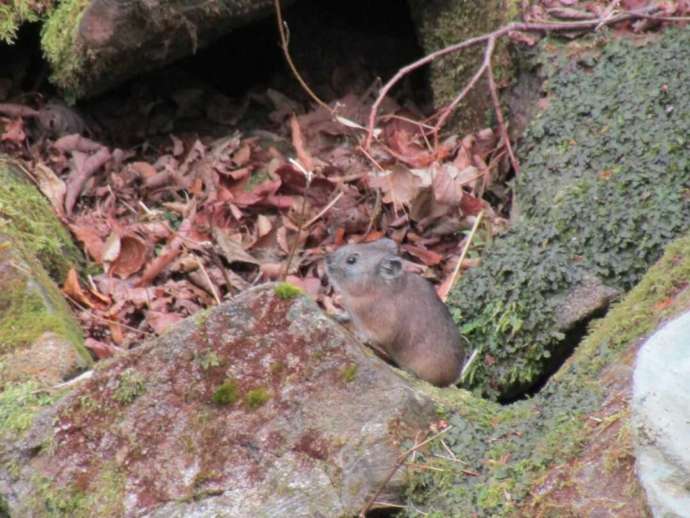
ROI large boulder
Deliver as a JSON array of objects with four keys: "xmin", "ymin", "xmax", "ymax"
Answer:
[
  {"xmin": 633, "ymin": 310, "xmax": 690, "ymax": 516},
  {"xmin": 399, "ymin": 230, "xmax": 690, "ymax": 517},
  {"xmin": 449, "ymin": 26, "xmax": 690, "ymax": 400},
  {"xmin": 0, "ymin": 283, "xmax": 437, "ymax": 516},
  {"xmin": 40, "ymin": 0, "xmax": 292, "ymax": 98}
]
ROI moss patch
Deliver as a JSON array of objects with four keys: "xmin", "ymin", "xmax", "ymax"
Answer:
[
  {"xmin": 40, "ymin": 0, "xmax": 90, "ymax": 98},
  {"xmin": 449, "ymin": 27, "xmax": 690, "ymax": 399},
  {"xmin": 0, "ymin": 1, "xmax": 51, "ymax": 44},
  {"xmin": 274, "ymin": 282, "xmax": 303, "ymax": 300},
  {"xmin": 244, "ymin": 387, "xmax": 270, "ymax": 409},
  {"xmin": 0, "ymin": 160, "xmax": 82, "ymax": 281},
  {"xmin": 0, "ymin": 381, "xmax": 59, "ymax": 440},
  {"xmin": 112, "ymin": 369, "xmax": 146, "ymax": 404},
  {"xmin": 403, "ymin": 231, "xmax": 690, "ymax": 516},
  {"xmin": 341, "ymin": 363, "xmax": 357, "ymax": 382},
  {"xmin": 212, "ymin": 379, "xmax": 239, "ymax": 406}
]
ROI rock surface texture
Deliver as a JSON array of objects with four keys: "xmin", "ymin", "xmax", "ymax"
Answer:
[
  {"xmin": 0, "ymin": 284, "xmax": 436, "ymax": 517},
  {"xmin": 43, "ymin": 0, "xmax": 291, "ymax": 97},
  {"xmin": 633, "ymin": 310, "xmax": 690, "ymax": 517}
]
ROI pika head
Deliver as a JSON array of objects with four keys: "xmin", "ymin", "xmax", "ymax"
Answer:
[{"xmin": 326, "ymin": 239, "xmax": 405, "ymax": 298}]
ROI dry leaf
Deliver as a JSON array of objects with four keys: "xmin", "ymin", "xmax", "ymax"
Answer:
[
  {"xmin": 63, "ymin": 268, "xmax": 93, "ymax": 308},
  {"xmin": 110, "ymin": 232, "xmax": 150, "ymax": 279}
]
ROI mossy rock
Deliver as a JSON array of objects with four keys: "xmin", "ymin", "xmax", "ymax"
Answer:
[
  {"xmin": 0, "ymin": 157, "xmax": 82, "ymax": 281},
  {"xmin": 0, "ymin": 157, "xmax": 89, "ymax": 387},
  {"xmin": 407, "ymin": 0, "xmax": 520, "ymax": 132},
  {"xmin": 39, "ymin": 0, "xmax": 283, "ymax": 99},
  {"xmin": 449, "ymin": 27, "xmax": 690, "ymax": 399},
  {"xmin": 402, "ymin": 228, "xmax": 690, "ymax": 516}
]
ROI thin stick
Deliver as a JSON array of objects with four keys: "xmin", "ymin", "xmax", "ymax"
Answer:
[
  {"xmin": 64, "ymin": 293, "xmax": 155, "ymax": 337},
  {"xmin": 281, "ymin": 159, "xmax": 312, "ymax": 280},
  {"xmin": 273, "ymin": 0, "xmax": 331, "ymax": 112},
  {"xmin": 195, "ymin": 256, "xmax": 221, "ymax": 305},
  {"xmin": 485, "ymin": 37, "xmax": 520, "ymax": 175},
  {"xmin": 305, "ymin": 191, "xmax": 344, "ymax": 228},
  {"xmin": 364, "ymin": 6, "xmax": 661, "ymax": 149},
  {"xmin": 442, "ymin": 210, "xmax": 484, "ymax": 302},
  {"xmin": 359, "ymin": 426, "xmax": 451, "ymax": 517}
]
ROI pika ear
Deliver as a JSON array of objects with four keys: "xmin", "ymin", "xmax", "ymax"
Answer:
[
  {"xmin": 379, "ymin": 256, "xmax": 403, "ymax": 280},
  {"xmin": 374, "ymin": 238, "xmax": 399, "ymax": 255}
]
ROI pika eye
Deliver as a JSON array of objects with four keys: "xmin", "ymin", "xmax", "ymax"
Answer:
[{"xmin": 346, "ymin": 255, "xmax": 358, "ymax": 265}]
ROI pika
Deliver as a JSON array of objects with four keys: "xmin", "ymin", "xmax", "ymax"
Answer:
[{"xmin": 326, "ymin": 238, "xmax": 465, "ymax": 387}]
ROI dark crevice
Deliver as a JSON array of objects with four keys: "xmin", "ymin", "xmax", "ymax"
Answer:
[{"xmin": 499, "ymin": 306, "xmax": 611, "ymax": 404}]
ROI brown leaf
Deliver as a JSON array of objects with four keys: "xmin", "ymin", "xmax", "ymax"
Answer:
[
  {"xmin": 102, "ymin": 232, "xmax": 121, "ymax": 264},
  {"xmin": 69, "ymin": 224, "xmax": 105, "ymax": 263},
  {"xmin": 147, "ymin": 310, "xmax": 183, "ymax": 334},
  {"xmin": 110, "ymin": 232, "xmax": 150, "ymax": 279},
  {"xmin": 432, "ymin": 164, "xmax": 464, "ymax": 207},
  {"xmin": 231, "ymin": 144, "xmax": 251, "ymax": 166},
  {"xmin": 290, "ymin": 114, "xmax": 314, "ymax": 171},
  {"xmin": 34, "ymin": 162, "xmax": 66, "ymax": 218},
  {"xmin": 256, "ymin": 215, "xmax": 273, "ymax": 237},
  {"xmin": 85, "ymin": 338, "xmax": 122, "ymax": 359},
  {"xmin": 108, "ymin": 320, "xmax": 124, "ymax": 345},
  {"xmin": 368, "ymin": 164, "xmax": 423, "ymax": 208},
  {"xmin": 213, "ymin": 227, "xmax": 260, "ymax": 265},
  {"xmin": 460, "ymin": 192, "xmax": 485, "ymax": 216},
  {"xmin": 63, "ymin": 268, "xmax": 93, "ymax": 308},
  {"xmin": 129, "ymin": 161, "xmax": 157, "ymax": 178},
  {"xmin": 402, "ymin": 245, "xmax": 443, "ymax": 266},
  {"xmin": 1, "ymin": 118, "xmax": 25, "ymax": 143}
]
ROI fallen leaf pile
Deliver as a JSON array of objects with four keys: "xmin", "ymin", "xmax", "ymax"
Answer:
[{"xmin": 1, "ymin": 0, "xmax": 686, "ymax": 360}]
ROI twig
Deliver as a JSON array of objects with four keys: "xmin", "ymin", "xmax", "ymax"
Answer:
[
  {"xmin": 281, "ymin": 158, "xmax": 312, "ymax": 280},
  {"xmin": 364, "ymin": 6, "xmax": 661, "ymax": 150},
  {"xmin": 441, "ymin": 210, "xmax": 484, "ymax": 302},
  {"xmin": 305, "ymin": 191, "xmax": 344, "ymax": 228},
  {"xmin": 64, "ymin": 293, "xmax": 155, "ymax": 337},
  {"xmin": 485, "ymin": 38, "xmax": 520, "ymax": 175},
  {"xmin": 273, "ymin": 0, "xmax": 331, "ymax": 112},
  {"xmin": 359, "ymin": 426, "xmax": 451, "ymax": 517},
  {"xmin": 195, "ymin": 256, "xmax": 221, "ymax": 305},
  {"xmin": 595, "ymin": 0, "xmax": 621, "ymax": 31}
]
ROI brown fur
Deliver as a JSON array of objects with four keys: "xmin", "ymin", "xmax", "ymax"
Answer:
[{"xmin": 326, "ymin": 239, "xmax": 464, "ymax": 387}]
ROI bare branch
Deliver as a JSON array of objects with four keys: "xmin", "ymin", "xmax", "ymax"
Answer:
[{"xmin": 364, "ymin": 6, "xmax": 662, "ymax": 150}]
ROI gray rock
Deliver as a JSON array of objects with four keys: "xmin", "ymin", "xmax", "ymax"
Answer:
[
  {"xmin": 633, "ymin": 310, "xmax": 690, "ymax": 517},
  {"xmin": 1, "ymin": 284, "xmax": 436, "ymax": 517}
]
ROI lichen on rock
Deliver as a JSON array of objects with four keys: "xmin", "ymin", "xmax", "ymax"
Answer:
[{"xmin": 0, "ymin": 283, "xmax": 438, "ymax": 516}]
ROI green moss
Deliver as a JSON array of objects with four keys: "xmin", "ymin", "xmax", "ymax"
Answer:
[
  {"xmin": 0, "ymin": 381, "xmax": 58, "ymax": 439},
  {"xmin": 0, "ymin": 271, "xmax": 83, "ymax": 357},
  {"xmin": 274, "ymin": 282, "xmax": 303, "ymax": 300},
  {"xmin": 40, "ymin": 0, "xmax": 90, "ymax": 97},
  {"xmin": 212, "ymin": 379, "xmax": 239, "ymax": 406},
  {"xmin": 0, "ymin": 161, "xmax": 82, "ymax": 281},
  {"xmin": 449, "ymin": 27, "xmax": 690, "ymax": 399},
  {"xmin": 112, "ymin": 369, "xmax": 146, "ymax": 404},
  {"xmin": 0, "ymin": 1, "xmax": 47, "ymax": 44},
  {"xmin": 244, "ymin": 387, "xmax": 270, "ymax": 409},
  {"xmin": 402, "ymin": 231, "xmax": 690, "ymax": 516},
  {"xmin": 341, "ymin": 364, "xmax": 358, "ymax": 382}
]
